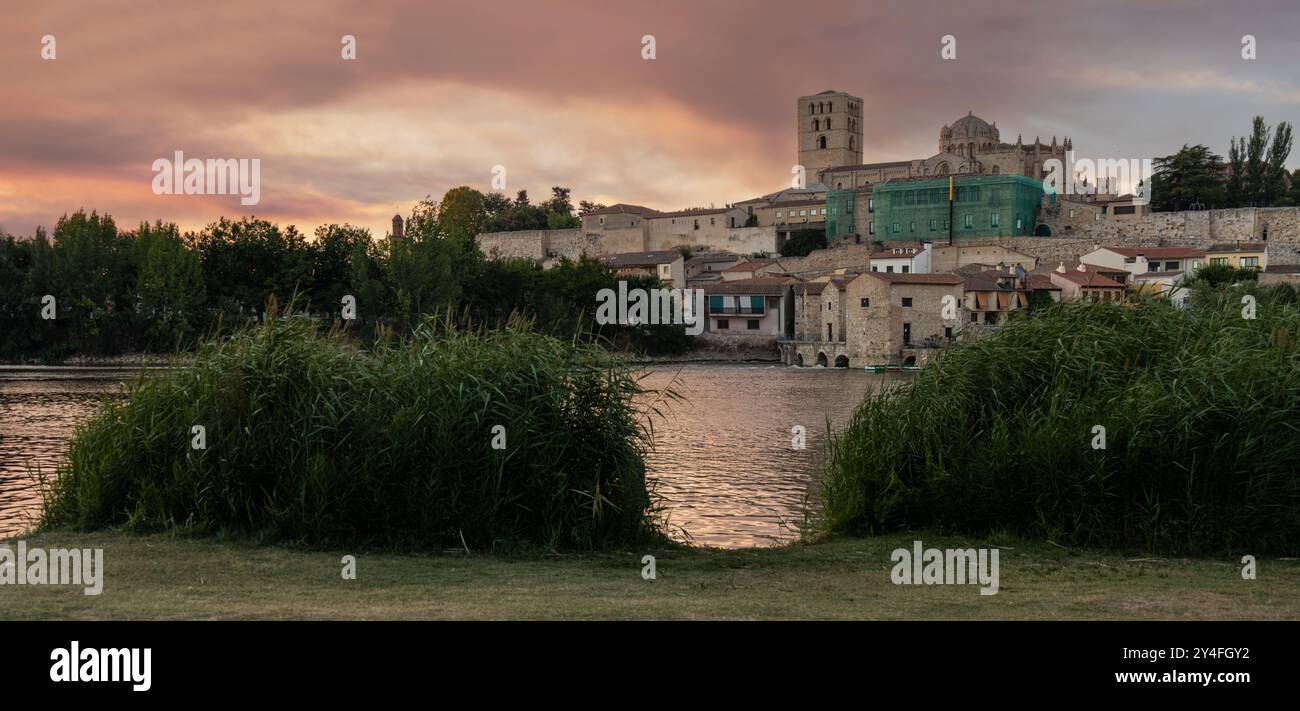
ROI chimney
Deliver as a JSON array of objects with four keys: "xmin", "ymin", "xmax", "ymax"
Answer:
[{"xmin": 392, "ymin": 213, "xmax": 404, "ymax": 242}]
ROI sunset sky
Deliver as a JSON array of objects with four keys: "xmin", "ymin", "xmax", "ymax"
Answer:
[{"xmin": 3, "ymin": 0, "xmax": 1300, "ymax": 239}]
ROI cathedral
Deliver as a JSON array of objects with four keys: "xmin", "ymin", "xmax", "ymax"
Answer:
[{"xmin": 797, "ymin": 90, "xmax": 1072, "ymax": 191}]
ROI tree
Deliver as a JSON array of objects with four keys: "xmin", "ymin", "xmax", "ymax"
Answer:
[
  {"xmin": 1151, "ymin": 145, "xmax": 1226, "ymax": 211},
  {"xmin": 1227, "ymin": 116, "xmax": 1292, "ymax": 207},
  {"xmin": 312, "ymin": 224, "xmax": 372, "ymax": 312},
  {"xmin": 436, "ymin": 186, "xmax": 487, "ymax": 245},
  {"xmin": 134, "ymin": 221, "xmax": 206, "ymax": 348},
  {"xmin": 781, "ymin": 228, "xmax": 827, "ymax": 257}
]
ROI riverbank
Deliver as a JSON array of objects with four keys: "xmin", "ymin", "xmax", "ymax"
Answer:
[{"xmin": 4, "ymin": 531, "xmax": 1297, "ymax": 620}]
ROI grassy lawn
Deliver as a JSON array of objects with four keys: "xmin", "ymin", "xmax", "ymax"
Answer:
[{"xmin": 3, "ymin": 530, "xmax": 1298, "ymax": 620}]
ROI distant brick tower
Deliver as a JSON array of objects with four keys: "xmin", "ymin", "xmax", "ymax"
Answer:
[
  {"xmin": 391, "ymin": 213, "xmax": 404, "ymax": 242},
  {"xmin": 797, "ymin": 90, "xmax": 864, "ymax": 174}
]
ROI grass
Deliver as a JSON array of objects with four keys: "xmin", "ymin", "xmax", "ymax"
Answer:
[
  {"xmin": 42, "ymin": 308, "xmax": 665, "ymax": 551},
  {"xmin": 823, "ymin": 294, "xmax": 1300, "ymax": 555},
  {"xmin": 3, "ymin": 530, "xmax": 1298, "ymax": 620}
]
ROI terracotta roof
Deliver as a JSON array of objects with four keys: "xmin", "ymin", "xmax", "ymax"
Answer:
[
  {"xmin": 585, "ymin": 203, "xmax": 661, "ymax": 217},
  {"xmin": 652, "ymin": 207, "xmax": 735, "ymax": 219},
  {"xmin": 1101, "ymin": 247, "xmax": 1205, "ymax": 259},
  {"xmin": 866, "ymin": 272, "xmax": 963, "ymax": 286},
  {"xmin": 1024, "ymin": 274, "xmax": 1061, "ymax": 291},
  {"xmin": 1207, "ymin": 242, "xmax": 1267, "ymax": 253},
  {"xmin": 721, "ymin": 259, "xmax": 778, "ymax": 273},
  {"xmin": 704, "ymin": 277, "xmax": 797, "ymax": 295},
  {"xmin": 1055, "ymin": 270, "xmax": 1124, "ymax": 288},
  {"xmin": 963, "ymin": 271, "xmax": 1028, "ymax": 292},
  {"xmin": 685, "ymin": 254, "xmax": 740, "ymax": 266},
  {"xmin": 602, "ymin": 250, "xmax": 681, "ymax": 268}
]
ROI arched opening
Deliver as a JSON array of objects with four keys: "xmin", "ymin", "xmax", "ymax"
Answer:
[
  {"xmin": 1034, "ymin": 224, "xmax": 1052, "ymax": 237},
  {"xmin": 818, "ymin": 135, "xmax": 827, "ymax": 149},
  {"xmin": 937, "ymin": 163, "xmax": 950, "ymax": 175},
  {"xmin": 825, "ymin": 119, "xmax": 832, "ymax": 129},
  {"xmin": 813, "ymin": 119, "xmax": 820, "ymax": 131},
  {"xmin": 796, "ymin": 353, "xmax": 805, "ymax": 367},
  {"xmin": 849, "ymin": 136, "xmax": 855, "ymax": 151},
  {"xmin": 816, "ymin": 352, "xmax": 829, "ymax": 367},
  {"xmin": 991, "ymin": 165, "xmax": 1000, "ymax": 175},
  {"xmin": 834, "ymin": 355, "xmax": 849, "ymax": 368},
  {"xmin": 902, "ymin": 355, "xmax": 917, "ymax": 367}
]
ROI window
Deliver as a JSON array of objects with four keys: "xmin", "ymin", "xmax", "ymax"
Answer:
[
  {"xmin": 964, "ymin": 214, "xmax": 973, "ymax": 229},
  {"xmin": 909, "ymin": 221, "xmax": 916, "ymax": 233},
  {"xmin": 871, "ymin": 266, "xmax": 878, "ymax": 272},
  {"xmin": 945, "ymin": 326, "xmax": 954, "ymax": 339},
  {"xmin": 821, "ymin": 208, "xmax": 827, "ymax": 215},
  {"xmin": 1148, "ymin": 263, "xmax": 1160, "ymax": 272},
  {"xmin": 800, "ymin": 210, "xmax": 807, "ymax": 216},
  {"xmin": 868, "ymin": 198, "xmax": 874, "ymax": 213},
  {"xmin": 747, "ymin": 319, "xmax": 760, "ymax": 330},
  {"xmin": 693, "ymin": 220, "xmax": 699, "ymax": 230},
  {"xmin": 929, "ymin": 218, "xmax": 937, "ymax": 231},
  {"xmin": 902, "ymin": 265, "xmax": 910, "ymax": 273},
  {"xmin": 717, "ymin": 319, "xmax": 729, "ymax": 329},
  {"xmin": 1242, "ymin": 256, "xmax": 1260, "ymax": 268},
  {"xmin": 775, "ymin": 211, "xmax": 783, "ymax": 218},
  {"xmin": 1165, "ymin": 261, "xmax": 1179, "ymax": 270},
  {"xmin": 860, "ymin": 298, "xmax": 870, "ymax": 307},
  {"xmin": 709, "ymin": 295, "xmax": 724, "ymax": 313},
  {"xmin": 827, "ymin": 323, "xmax": 833, "ymax": 340},
  {"xmin": 886, "ymin": 265, "xmax": 894, "ymax": 273},
  {"xmin": 818, "ymin": 135, "xmax": 827, "ymax": 149},
  {"xmin": 1069, "ymin": 209, "xmax": 1076, "ymax": 218},
  {"xmin": 902, "ymin": 297, "xmax": 913, "ymax": 307},
  {"xmin": 970, "ymin": 312, "xmax": 978, "ymax": 323},
  {"xmin": 1016, "ymin": 217, "xmax": 1023, "ymax": 230},
  {"xmin": 990, "ymin": 212, "xmax": 1000, "ymax": 228},
  {"xmin": 892, "ymin": 222, "xmax": 900, "ymax": 234},
  {"xmin": 1211, "ymin": 257, "xmax": 1229, "ymax": 265},
  {"xmin": 869, "ymin": 221, "xmax": 874, "ymax": 235}
]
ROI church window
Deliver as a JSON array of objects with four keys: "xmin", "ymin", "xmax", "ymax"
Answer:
[
  {"xmin": 826, "ymin": 119, "xmax": 832, "ymax": 129},
  {"xmin": 828, "ymin": 102, "xmax": 833, "ymax": 112},
  {"xmin": 813, "ymin": 119, "xmax": 820, "ymax": 130},
  {"xmin": 849, "ymin": 136, "xmax": 855, "ymax": 151},
  {"xmin": 818, "ymin": 135, "xmax": 827, "ymax": 149}
]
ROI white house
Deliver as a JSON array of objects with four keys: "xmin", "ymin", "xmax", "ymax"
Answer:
[{"xmin": 1080, "ymin": 246, "xmax": 1205, "ymax": 280}]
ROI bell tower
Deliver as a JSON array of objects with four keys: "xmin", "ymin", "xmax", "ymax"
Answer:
[{"xmin": 797, "ymin": 90, "xmax": 863, "ymax": 174}]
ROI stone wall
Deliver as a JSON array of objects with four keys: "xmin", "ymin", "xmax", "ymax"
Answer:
[{"xmin": 476, "ymin": 227, "xmax": 646, "ymax": 263}]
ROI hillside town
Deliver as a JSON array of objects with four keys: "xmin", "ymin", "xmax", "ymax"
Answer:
[{"xmin": 475, "ymin": 91, "xmax": 1300, "ymax": 367}]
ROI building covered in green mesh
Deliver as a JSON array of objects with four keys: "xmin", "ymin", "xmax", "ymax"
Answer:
[{"xmin": 870, "ymin": 174, "xmax": 1050, "ymax": 241}]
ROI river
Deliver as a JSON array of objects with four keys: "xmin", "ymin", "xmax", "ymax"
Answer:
[{"xmin": 0, "ymin": 364, "xmax": 891, "ymax": 548}]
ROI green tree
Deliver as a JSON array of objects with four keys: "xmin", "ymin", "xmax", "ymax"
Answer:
[
  {"xmin": 134, "ymin": 221, "xmax": 206, "ymax": 348},
  {"xmin": 1151, "ymin": 145, "xmax": 1226, "ymax": 211},
  {"xmin": 1227, "ymin": 116, "xmax": 1292, "ymax": 206}
]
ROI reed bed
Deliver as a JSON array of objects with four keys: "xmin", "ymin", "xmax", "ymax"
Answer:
[
  {"xmin": 822, "ymin": 291, "xmax": 1300, "ymax": 554},
  {"xmin": 42, "ymin": 312, "xmax": 660, "ymax": 550}
]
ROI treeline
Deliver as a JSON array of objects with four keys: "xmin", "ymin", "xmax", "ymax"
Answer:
[
  {"xmin": 0, "ymin": 186, "xmax": 685, "ymax": 360},
  {"xmin": 1152, "ymin": 115, "xmax": 1299, "ymax": 211}
]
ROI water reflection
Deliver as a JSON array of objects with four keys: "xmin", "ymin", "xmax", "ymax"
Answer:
[{"xmin": 0, "ymin": 364, "xmax": 890, "ymax": 548}]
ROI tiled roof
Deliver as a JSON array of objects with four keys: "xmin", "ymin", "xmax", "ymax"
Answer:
[
  {"xmin": 1100, "ymin": 247, "xmax": 1205, "ymax": 259},
  {"xmin": 585, "ymin": 203, "xmax": 661, "ymax": 217},
  {"xmin": 1024, "ymin": 274, "xmax": 1061, "ymax": 291},
  {"xmin": 866, "ymin": 272, "xmax": 963, "ymax": 286},
  {"xmin": 721, "ymin": 259, "xmax": 778, "ymax": 273},
  {"xmin": 1055, "ymin": 270, "xmax": 1124, "ymax": 288},
  {"xmin": 1207, "ymin": 242, "xmax": 1267, "ymax": 253},
  {"xmin": 602, "ymin": 250, "xmax": 681, "ymax": 267},
  {"xmin": 652, "ymin": 207, "xmax": 735, "ymax": 219},
  {"xmin": 704, "ymin": 277, "xmax": 797, "ymax": 295}
]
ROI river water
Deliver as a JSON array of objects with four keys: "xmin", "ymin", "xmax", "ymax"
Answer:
[{"xmin": 0, "ymin": 364, "xmax": 889, "ymax": 548}]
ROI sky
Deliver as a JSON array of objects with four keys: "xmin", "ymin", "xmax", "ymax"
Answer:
[{"xmin": 3, "ymin": 0, "xmax": 1300, "ymax": 239}]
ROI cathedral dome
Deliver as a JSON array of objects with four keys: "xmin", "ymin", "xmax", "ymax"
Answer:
[{"xmin": 942, "ymin": 112, "xmax": 998, "ymax": 141}]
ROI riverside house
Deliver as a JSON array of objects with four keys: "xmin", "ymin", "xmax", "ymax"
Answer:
[
  {"xmin": 703, "ymin": 277, "xmax": 794, "ymax": 338},
  {"xmin": 1079, "ymin": 246, "xmax": 1205, "ymax": 280},
  {"xmin": 1206, "ymin": 242, "xmax": 1268, "ymax": 271},
  {"xmin": 602, "ymin": 250, "xmax": 686, "ymax": 289},
  {"xmin": 1048, "ymin": 264, "xmax": 1126, "ymax": 301},
  {"xmin": 963, "ymin": 268, "xmax": 1031, "ymax": 326}
]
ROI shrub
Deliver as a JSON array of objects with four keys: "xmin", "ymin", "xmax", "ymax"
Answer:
[
  {"xmin": 43, "ymin": 311, "xmax": 661, "ymax": 550},
  {"xmin": 822, "ymin": 296, "xmax": 1300, "ymax": 554}
]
